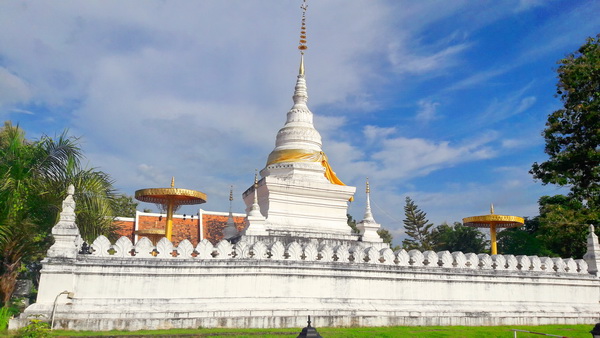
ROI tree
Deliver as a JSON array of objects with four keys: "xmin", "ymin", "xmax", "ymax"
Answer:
[
  {"xmin": 496, "ymin": 216, "xmax": 552, "ymax": 256},
  {"xmin": 112, "ymin": 195, "xmax": 138, "ymax": 218},
  {"xmin": 401, "ymin": 197, "xmax": 434, "ymax": 251},
  {"xmin": 431, "ymin": 222, "xmax": 487, "ymax": 253},
  {"xmin": 530, "ymin": 34, "xmax": 600, "ymax": 207},
  {"xmin": 377, "ymin": 228, "xmax": 393, "ymax": 244},
  {"xmin": 347, "ymin": 214, "xmax": 359, "ymax": 234},
  {"xmin": 534, "ymin": 195, "xmax": 599, "ymax": 258},
  {"xmin": 0, "ymin": 122, "xmax": 117, "ymax": 306}
]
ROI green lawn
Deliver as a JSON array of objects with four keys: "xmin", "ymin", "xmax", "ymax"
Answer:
[{"xmin": 31, "ymin": 324, "xmax": 593, "ymax": 337}]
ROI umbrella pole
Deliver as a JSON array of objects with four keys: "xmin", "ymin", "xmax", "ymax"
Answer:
[
  {"xmin": 490, "ymin": 223, "xmax": 497, "ymax": 255},
  {"xmin": 166, "ymin": 200, "xmax": 174, "ymax": 241}
]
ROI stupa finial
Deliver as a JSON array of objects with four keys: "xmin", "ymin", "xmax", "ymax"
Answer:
[
  {"xmin": 171, "ymin": 177, "xmax": 175, "ymax": 188},
  {"xmin": 490, "ymin": 203, "xmax": 495, "ymax": 215},
  {"xmin": 298, "ymin": 0, "xmax": 308, "ymax": 75}
]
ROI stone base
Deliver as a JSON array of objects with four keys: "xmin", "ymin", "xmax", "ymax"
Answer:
[
  {"xmin": 242, "ymin": 176, "xmax": 356, "ymax": 236},
  {"xmin": 11, "ymin": 298, "xmax": 600, "ymax": 331}
]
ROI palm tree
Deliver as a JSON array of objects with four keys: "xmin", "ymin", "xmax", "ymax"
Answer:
[{"xmin": 0, "ymin": 122, "xmax": 118, "ymax": 306}]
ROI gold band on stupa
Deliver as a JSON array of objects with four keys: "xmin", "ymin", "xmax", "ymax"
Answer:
[{"xmin": 267, "ymin": 149, "xmax": 346, "ymax": 186}]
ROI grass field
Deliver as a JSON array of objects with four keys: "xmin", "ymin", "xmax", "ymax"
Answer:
[{"xmin": 24, "ymin": 324, "xmax": 592, "ymax": 337}]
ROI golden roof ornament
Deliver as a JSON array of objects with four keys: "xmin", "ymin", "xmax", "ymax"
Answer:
[
  {"xmin": 463, "ymin": 204, "xmax": 524, "ymax": 255},
  {"xmin": 135, "ymin": 177, "xmax": 207, "ymax": 241}
]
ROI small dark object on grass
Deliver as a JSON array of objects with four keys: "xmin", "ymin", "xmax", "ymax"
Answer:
[{"xmin": 297, "ymin": 315, "xmax": 322, "ymax": 338}]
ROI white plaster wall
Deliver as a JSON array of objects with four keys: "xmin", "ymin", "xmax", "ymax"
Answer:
[{"xmin": 13, "ymin": 241, "xmax": 600, "ymax": 331}]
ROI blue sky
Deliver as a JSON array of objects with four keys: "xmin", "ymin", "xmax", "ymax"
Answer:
[{"xmin": 0, "ymin": 1, "xmax": 598, "ymax": 243}]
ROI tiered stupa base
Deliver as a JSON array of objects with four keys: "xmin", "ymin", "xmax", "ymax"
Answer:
[{"xmin": 241, "ymin": 174, "xmax": 387, "ymax": 249}]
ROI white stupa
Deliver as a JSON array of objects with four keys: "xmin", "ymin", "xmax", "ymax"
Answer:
[
  {"xmin": 240, "ymin": 9, "xmax": 358, "ymax": 244},
  {"xmin": 241, "ymin": 55, "xmax": 357, "ymax": 243}
]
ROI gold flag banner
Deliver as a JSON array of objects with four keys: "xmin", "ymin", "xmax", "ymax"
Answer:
[{"xmin": 266, "ymin": 149, "xmax": 347, "ymax": 186}]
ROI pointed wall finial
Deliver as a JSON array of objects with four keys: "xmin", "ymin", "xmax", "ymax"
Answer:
[
  {"xmin": 223, "ymin": 185, "xmax": 238, "ymax": 240},
  {"xmin": 584, "ymin": 224, "xmax": 600, "ymax": 276},
  {"xmin": 490, "ymin": 203, "xmax": 495, "ymax": 215},
  {"xmin": 245, "ymin": 170, "xmax": 267, "ymax": 235},
  {"xmin": 357, "ymin": 178, "xmax": 382, "ymax": 243},
  {"xmin": 229, "ymin": 185, "xmax": 234, "ymax": 213},
  {"xmin": 171, "ymin": 177, "xmax": 175, "ymax": 188}
]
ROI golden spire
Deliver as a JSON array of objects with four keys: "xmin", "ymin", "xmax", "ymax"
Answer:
[
  {"xmin": 171, "ymin": 176, "xmax": 175, "ymax": 188},
  {"xmin": 490, "ymin": 203, "xmax": 495, "ymax": 215},
  {"xmin": 298, "ymin": 0, "xmax": 308, "ymax": 75}
]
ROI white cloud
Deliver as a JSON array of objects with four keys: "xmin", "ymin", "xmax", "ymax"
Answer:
[
  {"xmin": 0, "ymin": 67, "xmax": 31, "ymax": 111},
  {"xmin": 477, "ymin": 85, "xmax": 536, "ymax": 127},
  {"xmin": 11, "ymin": 108, "xmax": 34, "ymax": 115},
  {"xmin": 363, "ymin": 125, "xmax": 396, "ymax": 143},
  {"xmin": 445, "ymin": 66, "xmax": 512, "ymax": 92},
  {"xmin": 371, "ymin": 136, "xmax": 496, "ymax": 180},
  {"xmin": 389, "ymin": 42, "xmax": 470, "ymax": 75},
  {"xmin": 416, "ymin": 100, "xmax": 441, "ymax": 122},
  {"xmin": 515, "ymin": 0, "xmax": 549, "ymax": 13}
]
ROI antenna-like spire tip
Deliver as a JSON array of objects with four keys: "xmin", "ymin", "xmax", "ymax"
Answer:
[{"xmin": 297, "ymin": 0, "xmax": 308, "ymax": 55}]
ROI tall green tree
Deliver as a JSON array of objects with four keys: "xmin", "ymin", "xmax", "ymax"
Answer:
[
  {"xmin": 496, "ymin": 216, "xmax": 553, "ymax": 257},
  {"xmin": 431, "ymin": 222, "xmax": 487, "ymax": 253},
  {"xmin": 534, "ymin": 195, "xmax": 600, "ymax": 258},
  {"xmin": 402, "ymin": 197, "xmax": 434, "ymax": 251},
  {"xmin": 530, "ymin": 34, "xmax": 600, "ymax": 207},
  {"xmin": 0, "ymin": 122, "xmax": 117, "ymax": 306}
]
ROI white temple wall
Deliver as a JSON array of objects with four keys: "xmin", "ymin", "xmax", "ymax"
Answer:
[{"xmin": 11, "ymin": 235, "xmax": 600, "ymax": 331}]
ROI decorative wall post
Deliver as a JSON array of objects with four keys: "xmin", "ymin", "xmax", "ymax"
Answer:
[
  {"xmin": 223, "ymin": 186, "xmax": 239, "ymax": 239},
  {"xmin": 583, "ymin": 224, "xmax": 600, "ymax": 276},
  {"xmin": 244, "ymin": 173, "xmax": 268, "ymax": 236},
  {"xmin": 357, "ymin": 179, "xmax": 382, "ymax": 243},
  {"xmin": 46, "ymin": 185, "xmax": 81, "ymax": 259}
]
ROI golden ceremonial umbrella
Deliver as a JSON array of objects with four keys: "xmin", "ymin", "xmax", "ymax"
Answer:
[
  {"xmin": 463, "ymin": 204, "xmax": 524, "ymax": 255},
  {"xmin": 135, "ymin": 177, "xmax": 207, "ymax": 241}
]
